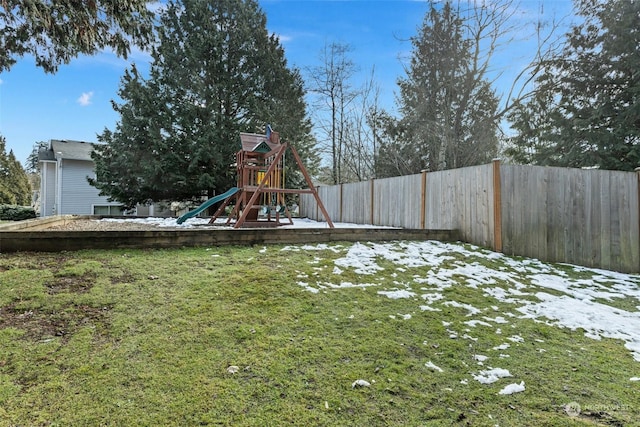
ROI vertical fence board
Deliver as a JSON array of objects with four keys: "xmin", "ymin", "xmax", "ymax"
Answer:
[
  {"xmin": 373, "ymin": 175, "xmax": 421, "ymax": 228},
  {"xmin": 614, "ymin": 171, "xmax": 636, "ymax": 271},
  {"xmin": 341, "ymin": 181, "xmax": 372, "ymax": 224},
  {"xmin": 600, "ymin": 174, "xmax": 612, "ymax": 267},
  {"xmin": 323, "ymin": 186, "xmax": 341, "ymax": 224}
]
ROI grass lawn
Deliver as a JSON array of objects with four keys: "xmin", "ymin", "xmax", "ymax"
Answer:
[{"xmin": 1, "ymin": 241, "xmax": 639, "ymax": 426}]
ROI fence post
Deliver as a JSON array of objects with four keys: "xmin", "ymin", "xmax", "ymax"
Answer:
[
  {"xmin": 636, "ymin": 167, "xmax": 640, "ymax": 271},
  {"xmin": 492, "ymin": 159, "xmax": 503, "ymax": 253},
  {"xmin": 315, "ymin": 186, "xmax": 319, "ymax": 221},
  {"xmin": 339, "ymin": 183, "xmax": 344, "ymax": 223},
  {"xmin": 420, "ymin": 170, "xmax": 427, "ymax": 230}
]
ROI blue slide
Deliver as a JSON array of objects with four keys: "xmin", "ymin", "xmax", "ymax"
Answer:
[{"xmin": 176, "ymin": 187, "xmax": 240, "ymax": 224}]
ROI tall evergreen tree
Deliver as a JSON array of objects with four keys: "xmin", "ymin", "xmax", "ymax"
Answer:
[
  {"xmin": 0, "ymin": 135, "xmax": 31, "ymax": 205},
  {"xmin": 26, "ymin": 141, "xmax": 49, "ymax": 174},
  {"xmin": 380, "ymin": 2, "xmax": 500, "ymax": 175},
  {"xmin": 90, "ymin": 0, "xmax": 317, "ymax": 208},
  {"xmin": 1, "ymin": 0, "xmax": 154, "ymax": 73},
  {"xmin": 507, "ymin": 0, "xmax": 640, "ymax": 171}
]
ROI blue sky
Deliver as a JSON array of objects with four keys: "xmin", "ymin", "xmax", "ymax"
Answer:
[{"xmin": 0, "ymin": 0, "xmax": 574, "ymax": 166}]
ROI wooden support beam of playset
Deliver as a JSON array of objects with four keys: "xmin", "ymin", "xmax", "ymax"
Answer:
[
  {"xmin": 233, "ymin": 141, "xmax": 334, "ymax": 229},
  {"xmin": 234, "ymin": 143, "xmax": 289, "ymax": 228},
  {"xmin": 242, "ymin": 187, "xmax": 316, "ymax": 194},
  {"xmin": 289, "ymin": 144, "xmax": 334, "ymax": 228},
  {"xmin": 208, "ymin": 190, "xmax": 239, "ymax": 224}
]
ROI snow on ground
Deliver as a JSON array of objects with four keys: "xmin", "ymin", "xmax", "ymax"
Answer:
[
  {"xmin": 279, "ymin": 238, "xmax": 640, "ymax": 390},
  {"xmin": 100, "ymin": 218, "xmax": 640, "ymax": 385},
  {"xmin": 472, "ymin": 368, "xmax": 512, "ymax": 384},
  {"xmin": 99, "ymin": 216, "xmax": 390, "ymax": 229},
  {"xmin": 498, "ymin": 382, "xmax": 526, "ymax": 395}
]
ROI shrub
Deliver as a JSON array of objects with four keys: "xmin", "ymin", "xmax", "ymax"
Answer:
[{"xmin": 0, "ymin": 205, "xmax": 36, "ymax": 221}]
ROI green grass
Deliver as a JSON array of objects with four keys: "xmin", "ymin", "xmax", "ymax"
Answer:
[{"xmin": 0, "ymin": 243, "xmax": 639, "ymax": 426}]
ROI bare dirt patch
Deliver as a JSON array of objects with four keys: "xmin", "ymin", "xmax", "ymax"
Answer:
[
  {"xmin": 45, "ymin": 275, "xmax": 96, "ymax": 294},
  {"xmin": 0, "ymin": 304, "xmax": 111, "ymax": 341}
]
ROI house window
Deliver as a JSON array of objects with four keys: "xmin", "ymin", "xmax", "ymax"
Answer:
[{"xmin": 93, "ymin": 205, "xmax": 124, "ymax": 215}]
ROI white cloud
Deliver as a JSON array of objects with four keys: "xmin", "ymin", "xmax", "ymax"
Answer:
[
  {"xmin": 274, "ymin": 33, "xmax": 292, "ymax": 43},
  {"xmin": 77, "ymin": 91, "xmax": 94, "ymax": 106}
]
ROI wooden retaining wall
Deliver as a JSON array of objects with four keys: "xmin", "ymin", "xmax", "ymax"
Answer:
[
  {"xmin": 0, "ymin": 227, "xmax": 459, "ymax": 253},
  {"xmin": 300, "ymin": 162, "xmax": 640, "ymax": 273}
]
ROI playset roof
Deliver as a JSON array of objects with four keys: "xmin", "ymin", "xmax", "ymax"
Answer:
[{"xmin": 239, "ymin": 132, "xmax": 280, "ymax": 154}]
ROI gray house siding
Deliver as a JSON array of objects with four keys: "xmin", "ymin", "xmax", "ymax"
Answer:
[
  {"xmin": 38, "ymin": 140, "xmax": 122, "ymax": 217},
  {"xmin": 58, "ymin": 159, "xmax": 114, "ymax": 215},
  {"xmin": 40, "ymin": 161, "xmax": 57, "ymax": 216},
  {"xmin": 38, "ymin": 139, "xmax": 168, "ymax": 217}
]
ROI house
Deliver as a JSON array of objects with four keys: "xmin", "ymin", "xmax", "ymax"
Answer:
[
  {"xmin": 38, "ymin": 140, "xmax": 122, "ymax": 217},
  {"xmin": 38, "ymin": 140, "xmax": 170, "ymax": 217}
]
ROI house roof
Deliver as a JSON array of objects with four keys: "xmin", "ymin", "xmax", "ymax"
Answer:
[{"xmin": 39, "ymin": 140, "xmax": 97, "ymax": 161}]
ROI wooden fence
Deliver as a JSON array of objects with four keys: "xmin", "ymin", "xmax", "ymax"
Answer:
[{"xmin": 300, "ymin": 161, "xmax": 640, "ymax": 273}]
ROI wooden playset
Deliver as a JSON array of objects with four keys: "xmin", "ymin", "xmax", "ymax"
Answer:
[{"xmin": 205, "ymin": 128, "xmax": 334, "ymax": 228}]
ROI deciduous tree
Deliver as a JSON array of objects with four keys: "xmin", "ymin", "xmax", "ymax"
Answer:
[
  {"xmin": 307, "ymin": 43, "xmax": 358, "ymax": 184},
  {"xmin": 307, "ymin": 43, "xmax": 381, "ymax": 184}
]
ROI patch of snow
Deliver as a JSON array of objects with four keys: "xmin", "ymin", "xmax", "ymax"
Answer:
[
  {"xmin": 352, "ymin": 379, "xmax": 371, "ymax": 388},
  {"xmin": 464, "ymin": 320, "xmax": 494, "ymax": 328},
  {"xmin": 378, "ymin": 289, "xmax": 416, "ymax": 299},
  {"xmin": 286, "ymin": 239, "xmax": 640, "ymax": 363},
  {"xmin": 425, "ymin": 361, "xmax": 444, "ymax": 372},
  {"xmin": 493, "ymin": 343, "xmax": 511, "ymax": 351},
  {"xmin": 324, "ymin": 281, "xmax": 379, "ymax": 289},
  {"xmin": 483, "ymin": 316, "xmax": 509, "ymax": 324},
  {"xmin": 297, "ymin": 282, "xmax": 320, "ymax": 294},
  {"xmin": 498, "ymin": 381, "xmax": 525, "ymax": 395},
  {"xmin": 530, "ymin": 274, "xmax": 631, "ymax": 302},
  {"xmin": 334, "ymin": 242, "xmax": 386, "ymax": 275},
  {"xmin": 473, "ymin": 368, "xmax": 512, "ymax": 384},
  {"xmin": 443, "ymin": 301, "xmax": 482, "ymax": 316},
  {"xmin": 281, "ymin": 243, "xmax": 344, "ymax": 252},
  {"xmin": 421, "ymin": 292, "xmax": 445, "ymax": 304},
  {"xmin": 517, "ymin": 292, "xmax": 640, "ymax": 361}
]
